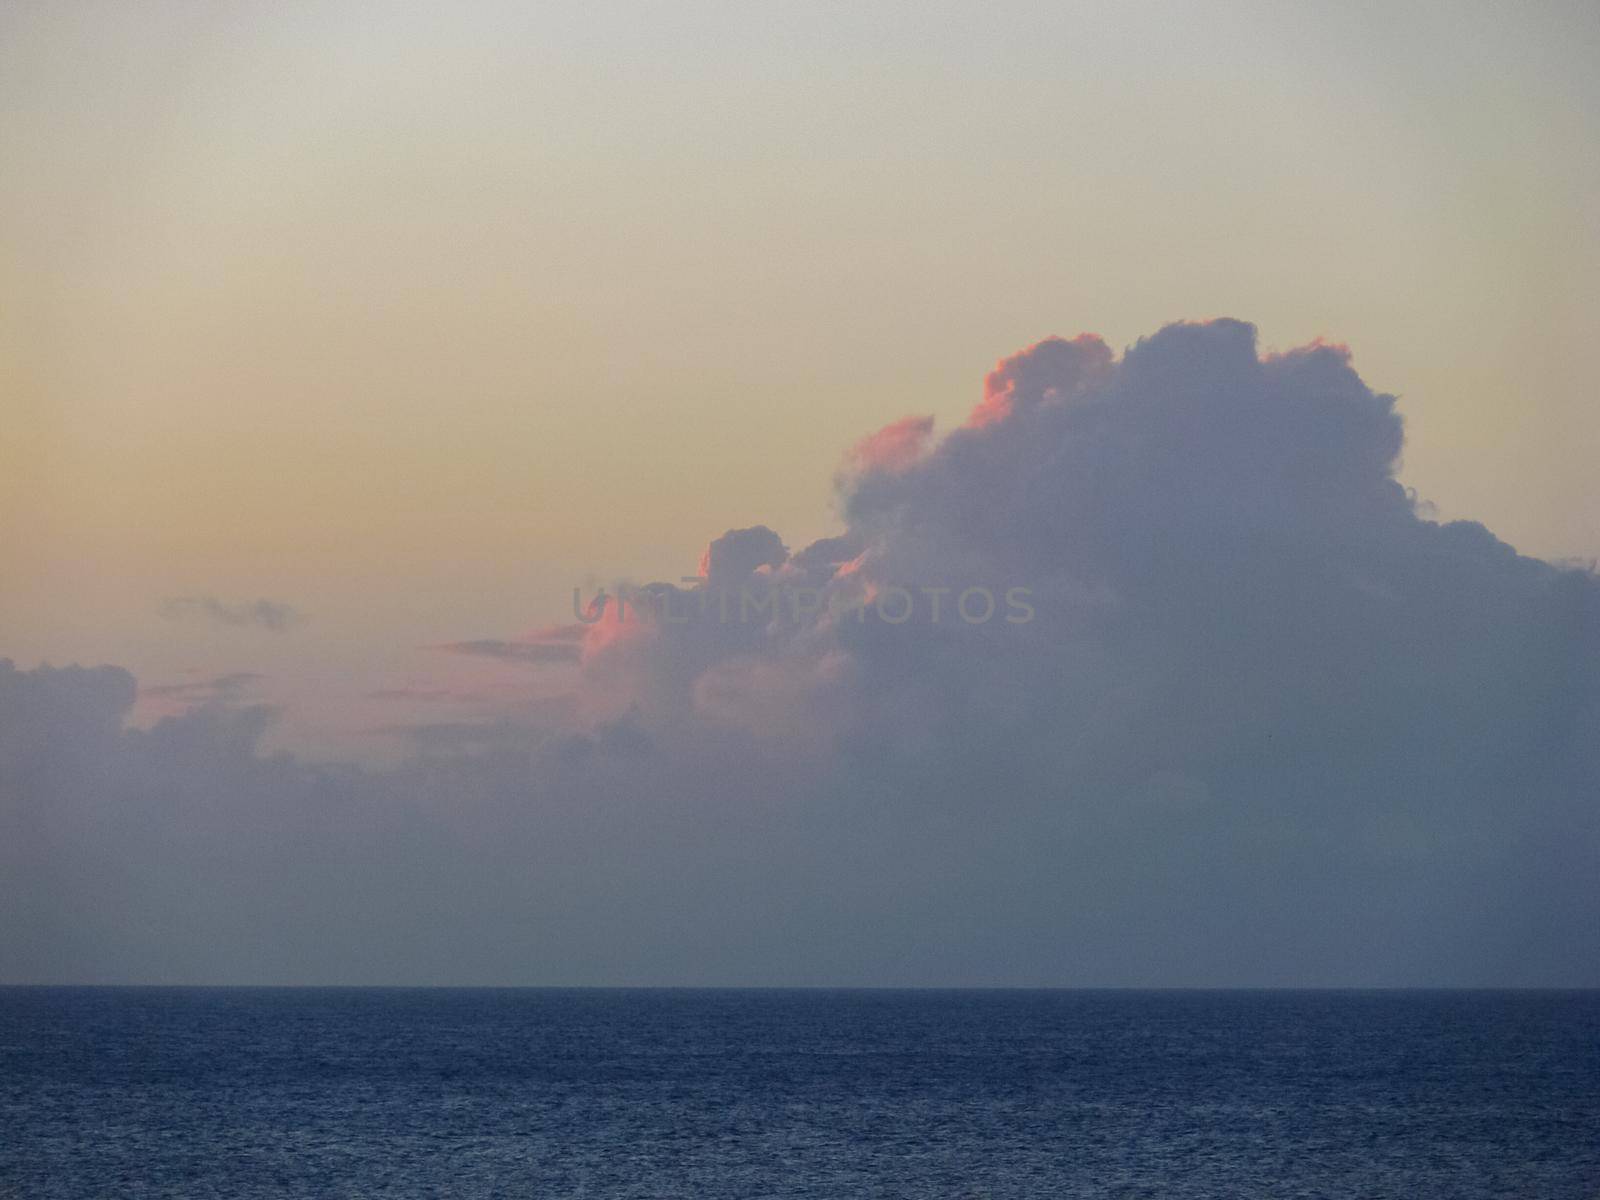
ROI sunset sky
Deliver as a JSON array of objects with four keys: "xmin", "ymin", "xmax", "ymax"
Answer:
[
  {"xmin": 4, "ymin": 0, "xmax": 1597, "ymax": 759},
  {"xmin": 2, "ymin": 2, "xmax": 1597, "ymax": 986}
]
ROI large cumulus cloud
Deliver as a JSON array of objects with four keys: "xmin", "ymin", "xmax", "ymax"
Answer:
[{"xmin": 3, "ymin": 320, "xmax": 1596, "ymax": 986}]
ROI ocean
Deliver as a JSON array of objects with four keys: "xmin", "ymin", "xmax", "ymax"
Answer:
[{"xmin": 1, "ymin": 987, "xmax": 1596, "ymax": 1197}]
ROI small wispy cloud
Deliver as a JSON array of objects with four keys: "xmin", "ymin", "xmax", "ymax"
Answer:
[
  {"xmin": 368, "ymin": 719, "xmax": 551, "ymax": 753},
  {"xmin": 160, "ymin": 596, "xmax": 305, "ymax": 633},
  {"xmin": 366, "ymin": 685, "xmax": 464, "ymax": 703},
  {"xmin": 139, "ymin": 671, "xmax": 265, "ymax": 703},
  {"xmin": 428, "ymin": 639, "xmax": 581, "ymax": 665}
]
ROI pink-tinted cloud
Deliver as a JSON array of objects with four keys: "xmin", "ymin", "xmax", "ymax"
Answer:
[
  {"xmin": 848, "ymin": 414, "xmax": 936, "ymax": 474},
  {"xmin": 968, "ymin": 333, "xmax": 1112, "ymax": 427}
]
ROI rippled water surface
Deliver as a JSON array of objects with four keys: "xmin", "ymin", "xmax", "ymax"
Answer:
[{"xmin": 2, "ymin": 988, "xmax": 1596, "ymax": 1198}]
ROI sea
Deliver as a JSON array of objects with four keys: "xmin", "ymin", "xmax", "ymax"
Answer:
[{"xmin": 1, "ymin": 987, "xmax": 1596, "ymax": 1198}]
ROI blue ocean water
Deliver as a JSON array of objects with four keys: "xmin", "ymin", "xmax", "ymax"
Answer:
[{"xmin": 1, "ymin": 988, "xmax": 1596, "ymax": 1198}]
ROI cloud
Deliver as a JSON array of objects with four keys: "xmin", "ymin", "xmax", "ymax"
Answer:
[
  {"xmin": 160, "ymin": 597, "xmax": 305, "ymax": 632},
  {"xmin": 133, "ymin": 671, "xmax": 268, "ymax": 724},
  {"xmin": 429, "ymin": 639, "xmax": 583, "ymax": 665},
  {"xmin": 373, "ymin": 718, "xmax": 554, "ymax": 753},
  {"xmin": 697, "ymin": 525, "xmax": 788, "ymax": 582},
  {"xmin": 5, "ymin": 320, "xmax": 1597, "ymax": 987},
  {"xmin": 140, "ymin": 671, "xmax": 264, "ymax": 702},
  {"xmin": 366, "ymin": 685, "xmax": 463, "ymax": 702},
  {"xmin": 967, "ymin": 332, "xmax": 1113, "ymax": 428},
  {"xmin": 846, "ymin": 414, "xmax": 936, "ymax": 474}
]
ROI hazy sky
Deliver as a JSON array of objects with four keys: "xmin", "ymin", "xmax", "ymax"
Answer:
[{"xmin": 2, "ymin": 3, "xmax": 1597, "ymax": 986}]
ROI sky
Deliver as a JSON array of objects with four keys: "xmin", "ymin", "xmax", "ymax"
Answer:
[{"xmin": 1, "ymin": 1, "xmax": 1597, "ymax": 986}]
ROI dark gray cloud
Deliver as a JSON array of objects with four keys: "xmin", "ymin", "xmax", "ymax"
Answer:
[
  {"xmin": 160, "ymin": 596, "xmax": 305, "ymax": 632},
  {"xmin": 5, "ymin": 321, "xmax": 1596, "ymax": 987}
]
